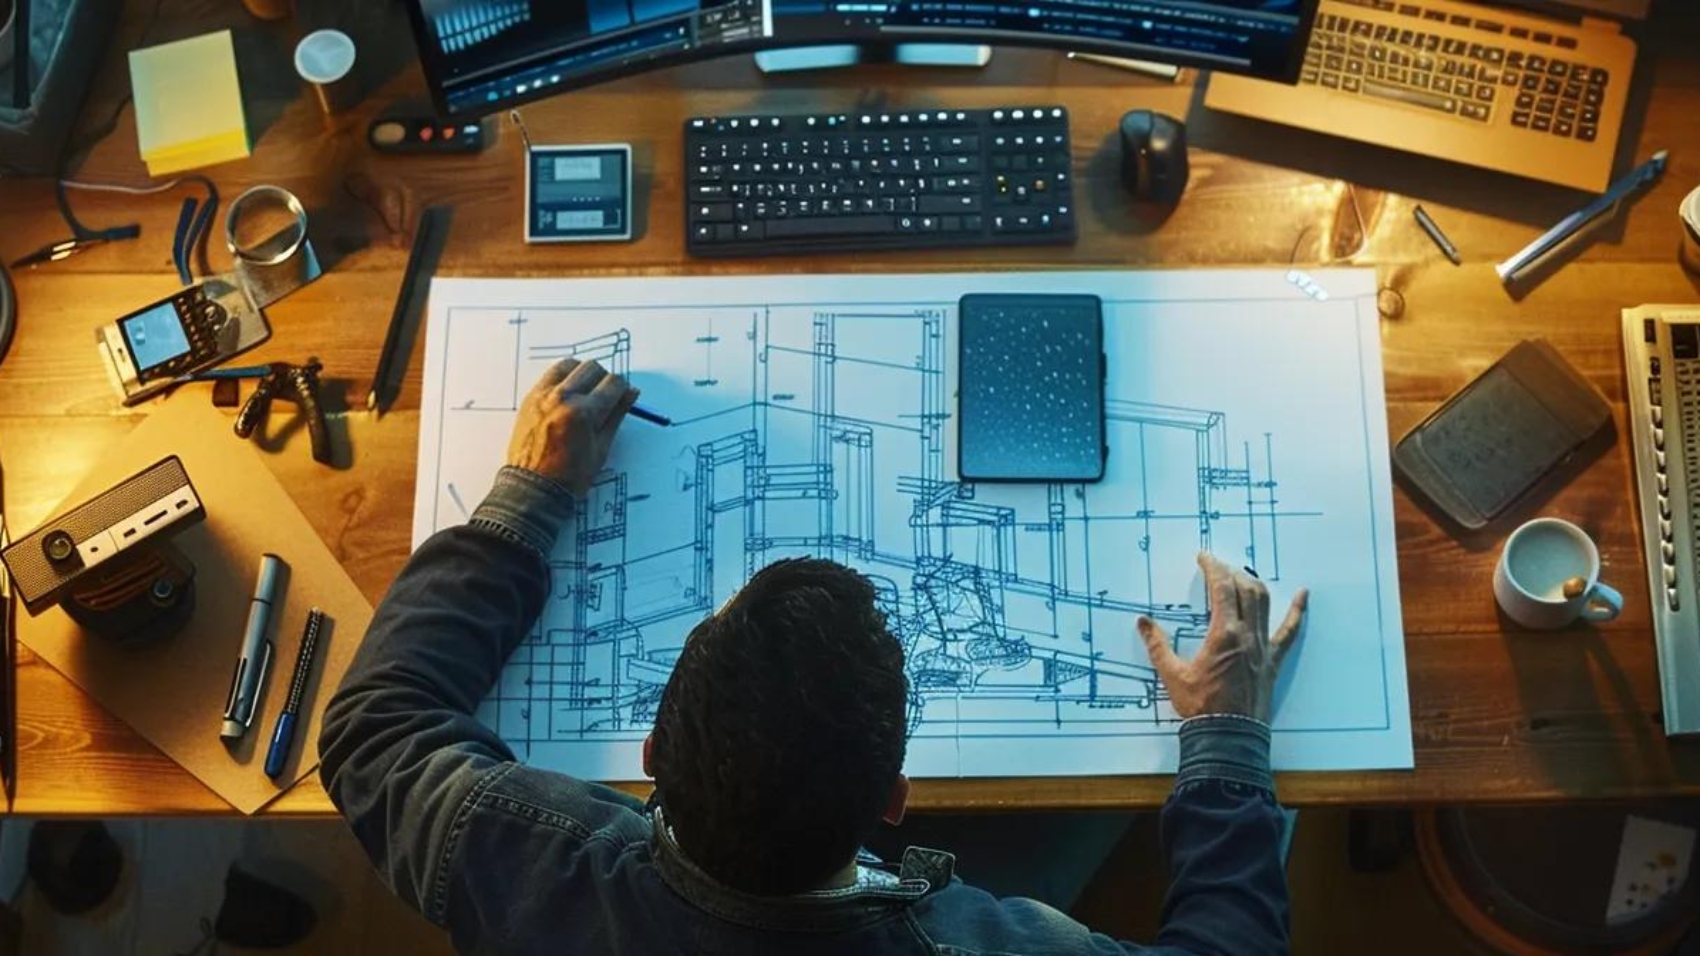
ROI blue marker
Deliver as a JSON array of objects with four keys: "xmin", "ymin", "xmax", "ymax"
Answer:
[{"xmin": 264, "ymin": 608, "xmax": 325, "ymax": 779}]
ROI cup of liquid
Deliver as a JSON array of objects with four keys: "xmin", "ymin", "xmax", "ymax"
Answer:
[{"xmin": 1493, "ymin": 517, "xmax": 1623, "ymax": 630}]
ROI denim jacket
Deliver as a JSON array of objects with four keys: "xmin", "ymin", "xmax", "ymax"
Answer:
[{"xmin": 321, "ymin": 467, "xmax": 1292, "ymax": 955}]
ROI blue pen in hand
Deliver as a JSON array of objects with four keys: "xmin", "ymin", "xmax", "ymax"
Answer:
[{"xmin": 264, "ymin": 608, "xmax": 325, "ymax": 780}]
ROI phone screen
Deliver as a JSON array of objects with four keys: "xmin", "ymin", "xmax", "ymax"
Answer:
[
  {"xmin": 958, "ymin": 294, "xmax": 1106, "ymax": 482},
  {"xmin": 120, "ymin": 302, "xmax": 192, "ymax": 373}
]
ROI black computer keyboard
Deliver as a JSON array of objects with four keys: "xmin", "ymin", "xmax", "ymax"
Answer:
[{"xmin": 684, "ymin": 106, "xmax": 1076, "ymax": 257}]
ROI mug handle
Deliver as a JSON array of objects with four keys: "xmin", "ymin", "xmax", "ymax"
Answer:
[{"xmin": 1581, "ymin": 582, "xmax": 1624, "ymax": 622}]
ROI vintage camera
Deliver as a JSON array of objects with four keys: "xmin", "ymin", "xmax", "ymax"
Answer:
[{"xmin": 0, "ymin": 457, "xmax": 205, "ymax": 643}]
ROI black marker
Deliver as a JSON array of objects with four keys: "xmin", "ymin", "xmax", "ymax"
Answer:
[
  {"xmin": 264, "ymin": 608, "xmax": 324, "ymax": 779},
  {"xmin": 630, "ymin": 405, "xmax": 671, "ymax": 427},
  {"xmin": 1413, "ymin": 205, "xmax": 1461, "ymax": 266}
]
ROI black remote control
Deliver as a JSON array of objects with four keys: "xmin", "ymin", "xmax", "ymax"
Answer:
[{"xmin": 368, "ymin": 117, "xmax": 488, "ymax": 155}]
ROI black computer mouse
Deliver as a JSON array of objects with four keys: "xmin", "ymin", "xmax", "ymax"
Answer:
[{"xmin": 1118, "ymin": 110, "xmax": 1189, "ymax": 205}]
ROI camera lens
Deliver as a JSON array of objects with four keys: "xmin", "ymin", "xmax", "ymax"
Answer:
[{"xmin": 43, "ymin": 530, "xmax": 76, "ymax": 563}]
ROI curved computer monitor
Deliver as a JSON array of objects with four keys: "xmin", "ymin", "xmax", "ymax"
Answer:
[{"xmin": 407, "ymin": 0, "xmax": 1317, "ymax": 118}]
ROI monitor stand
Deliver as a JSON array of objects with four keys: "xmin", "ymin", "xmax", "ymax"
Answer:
[{"xmin": 754, "ymin": 43, "xmax": 992, "ymax": 73}]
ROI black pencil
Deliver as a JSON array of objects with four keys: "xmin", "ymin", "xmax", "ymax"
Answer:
[{"xmin": 369, "ymin": 206, "xmax": 449, "ymax": 418}]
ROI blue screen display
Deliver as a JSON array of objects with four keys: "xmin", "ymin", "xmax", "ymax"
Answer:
[{"xmin": 121, "ymin": 303, "xmax": 192, "ymax": 372}]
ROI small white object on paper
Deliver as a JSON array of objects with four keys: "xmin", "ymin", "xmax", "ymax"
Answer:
[
  {"xmin": 1606, "ymin": 816, "xmax": 1696, "ymax": 924},
  {"xmin": 413, "ymin": 269, "xmax": 1409, "ymax": 780}
]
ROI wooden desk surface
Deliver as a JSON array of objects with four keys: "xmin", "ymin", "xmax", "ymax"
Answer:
[{"xmin": 2, "ymin": 1, "xmax": 1699, "ymax": 816}]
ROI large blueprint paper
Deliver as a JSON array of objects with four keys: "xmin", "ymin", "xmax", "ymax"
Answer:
[{"xmin": 414, "ymin": 270, "xmax": 1411, "ymax": 780}]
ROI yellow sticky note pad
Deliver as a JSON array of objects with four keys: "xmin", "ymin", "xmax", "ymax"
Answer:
[{"xmin": 129, "ymin": 30, "xmax": 251, "ymax": 175}]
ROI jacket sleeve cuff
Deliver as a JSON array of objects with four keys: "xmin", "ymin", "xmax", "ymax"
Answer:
[
  {"xmin": 468, "ymin": 466, "xmax": 575, "ymax": 557},
  {"xmin": 1176, "ymin": 714, "xmax": 1274, "ymax": 793}
]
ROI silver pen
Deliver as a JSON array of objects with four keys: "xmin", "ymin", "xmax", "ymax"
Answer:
[
  {"xmin": 221, "ymin": 553, "xmax": 282, "ymax": 739},
  {"xmin": 1497, "ymin": 150, "xmax": 1669, "ymax": 288}
]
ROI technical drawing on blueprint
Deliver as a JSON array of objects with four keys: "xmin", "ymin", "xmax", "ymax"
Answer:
[{"xmin": 413, "ymin": 270, "xmax": 1410, "ymax": 780}]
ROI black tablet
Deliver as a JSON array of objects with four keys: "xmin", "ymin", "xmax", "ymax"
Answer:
[{"xmin": 958, "ymin": 293, "xmax": 1107, "ymax": 483}]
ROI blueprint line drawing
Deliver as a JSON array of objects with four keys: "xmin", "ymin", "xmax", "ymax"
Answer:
[{"xmin": 414, "ymin": 271, "xmax": 1411, "ymax": 780}]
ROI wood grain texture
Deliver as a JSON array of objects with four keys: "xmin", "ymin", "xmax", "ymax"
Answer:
[{"xmin": 2, "ymin": 0, "xmax": 1699, "ymax": 815}]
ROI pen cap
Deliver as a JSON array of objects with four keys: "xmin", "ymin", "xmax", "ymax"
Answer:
[{"xmin": 253, "ymin": 553, "xmax": 284, "ymax": 606}]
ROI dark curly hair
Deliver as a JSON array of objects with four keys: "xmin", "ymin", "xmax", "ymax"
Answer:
[{"xmin": 650, "ymin": 558, "xmax": 909, "ymax": 896}]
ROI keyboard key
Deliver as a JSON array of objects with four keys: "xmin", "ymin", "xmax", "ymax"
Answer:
[
  {"xmin": 1536, "ymin": 96, "xmax": 1556, "ymax": 114},
  {"xmin": 1554, "ymin": 119, "xmax": 1574, "ymax": 137},
  {"xmin": 1547, "ymin": 59, "xmax": 1568, "ymax": 76},
  {"xmin": 1512, "ymin": 111, "xmax": 1531, "ymax": 127},
  {"xmin": 767, "ymin": 215, "xmax": 899, "ymax": 238},
  {"xmin": 1344, "ymin": 76, "xmax": 1363, "ymax": 93},
  {"xmin": 1525, "ymin": 54, "xmax": 1546, "ymax": 71},
  {"xmin": 1362, "ymin": 79, "xmax": 1458, "ymax": 113},
  {"xmin": 1558, "ymin": 102, "xmax": 1577, "ymax": 121},
  {"xmin": 1532, "ymin": 115, "xmax": 1552, "ymax": 132},
  {"xmin": 1460, "ymin": 103, "xmax": 1489, "ymax": 122},
  {"xmin": 1542, "ymin": 77, "xmax": 1562, "ymax": 95},
  {"xmin": 1564, "ymin": 81, "xmax": 1583, "ymax": 100},
  {"xmin": 1588, "ymin": 67, "xmax": 1609, "ymax": 86},
  {"xmin": 1578, "ymin": 125, "xmax": 1598, "ymax": 142},
  {"xmin": 1433, "ymin": 76, "xmax": 1453, "ymax": 93}
]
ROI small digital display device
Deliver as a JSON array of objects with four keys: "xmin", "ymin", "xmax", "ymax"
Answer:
[
  {"xmin": 525, "ymin": 144, "xmax": 633, "ymax": 243},
  {"xmin": 957, "ymin": 293, "xmax": 1107, "ymax": 483},
  {"xmin": 120, "ymin": 302, "xmax": 193, "ymax": 374},
  {"xmin": 97, "ymin": 279, "xmax": 269, "ymax": 406}
]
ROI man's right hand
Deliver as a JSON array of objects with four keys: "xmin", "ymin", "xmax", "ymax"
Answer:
[
  {"xmin": 505, "ymin": 358, "xmax": 640, "ymax": 496},
  {"xmin": 1137, "ymin": 553, "xmax": 1307, "ymax": 723}
]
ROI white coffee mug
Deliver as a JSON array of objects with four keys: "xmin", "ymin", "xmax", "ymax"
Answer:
[{"xmin": 1493, "ymin": 517, "xmax": 1623, "ymax": 630}]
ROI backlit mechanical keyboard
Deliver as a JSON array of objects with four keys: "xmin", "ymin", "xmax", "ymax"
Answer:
[{"xmin": 684, "ymin": 106, "xmax": 1076, "ymax": 257}]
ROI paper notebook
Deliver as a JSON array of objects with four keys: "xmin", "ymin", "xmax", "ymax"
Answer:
[
  {"xmin": 129, "ymin": 31, "xmax": 251, "ymax": 176},
  {"xmin": 16, "ymin": 400, "xmax": 371, "ymax": 814}
]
